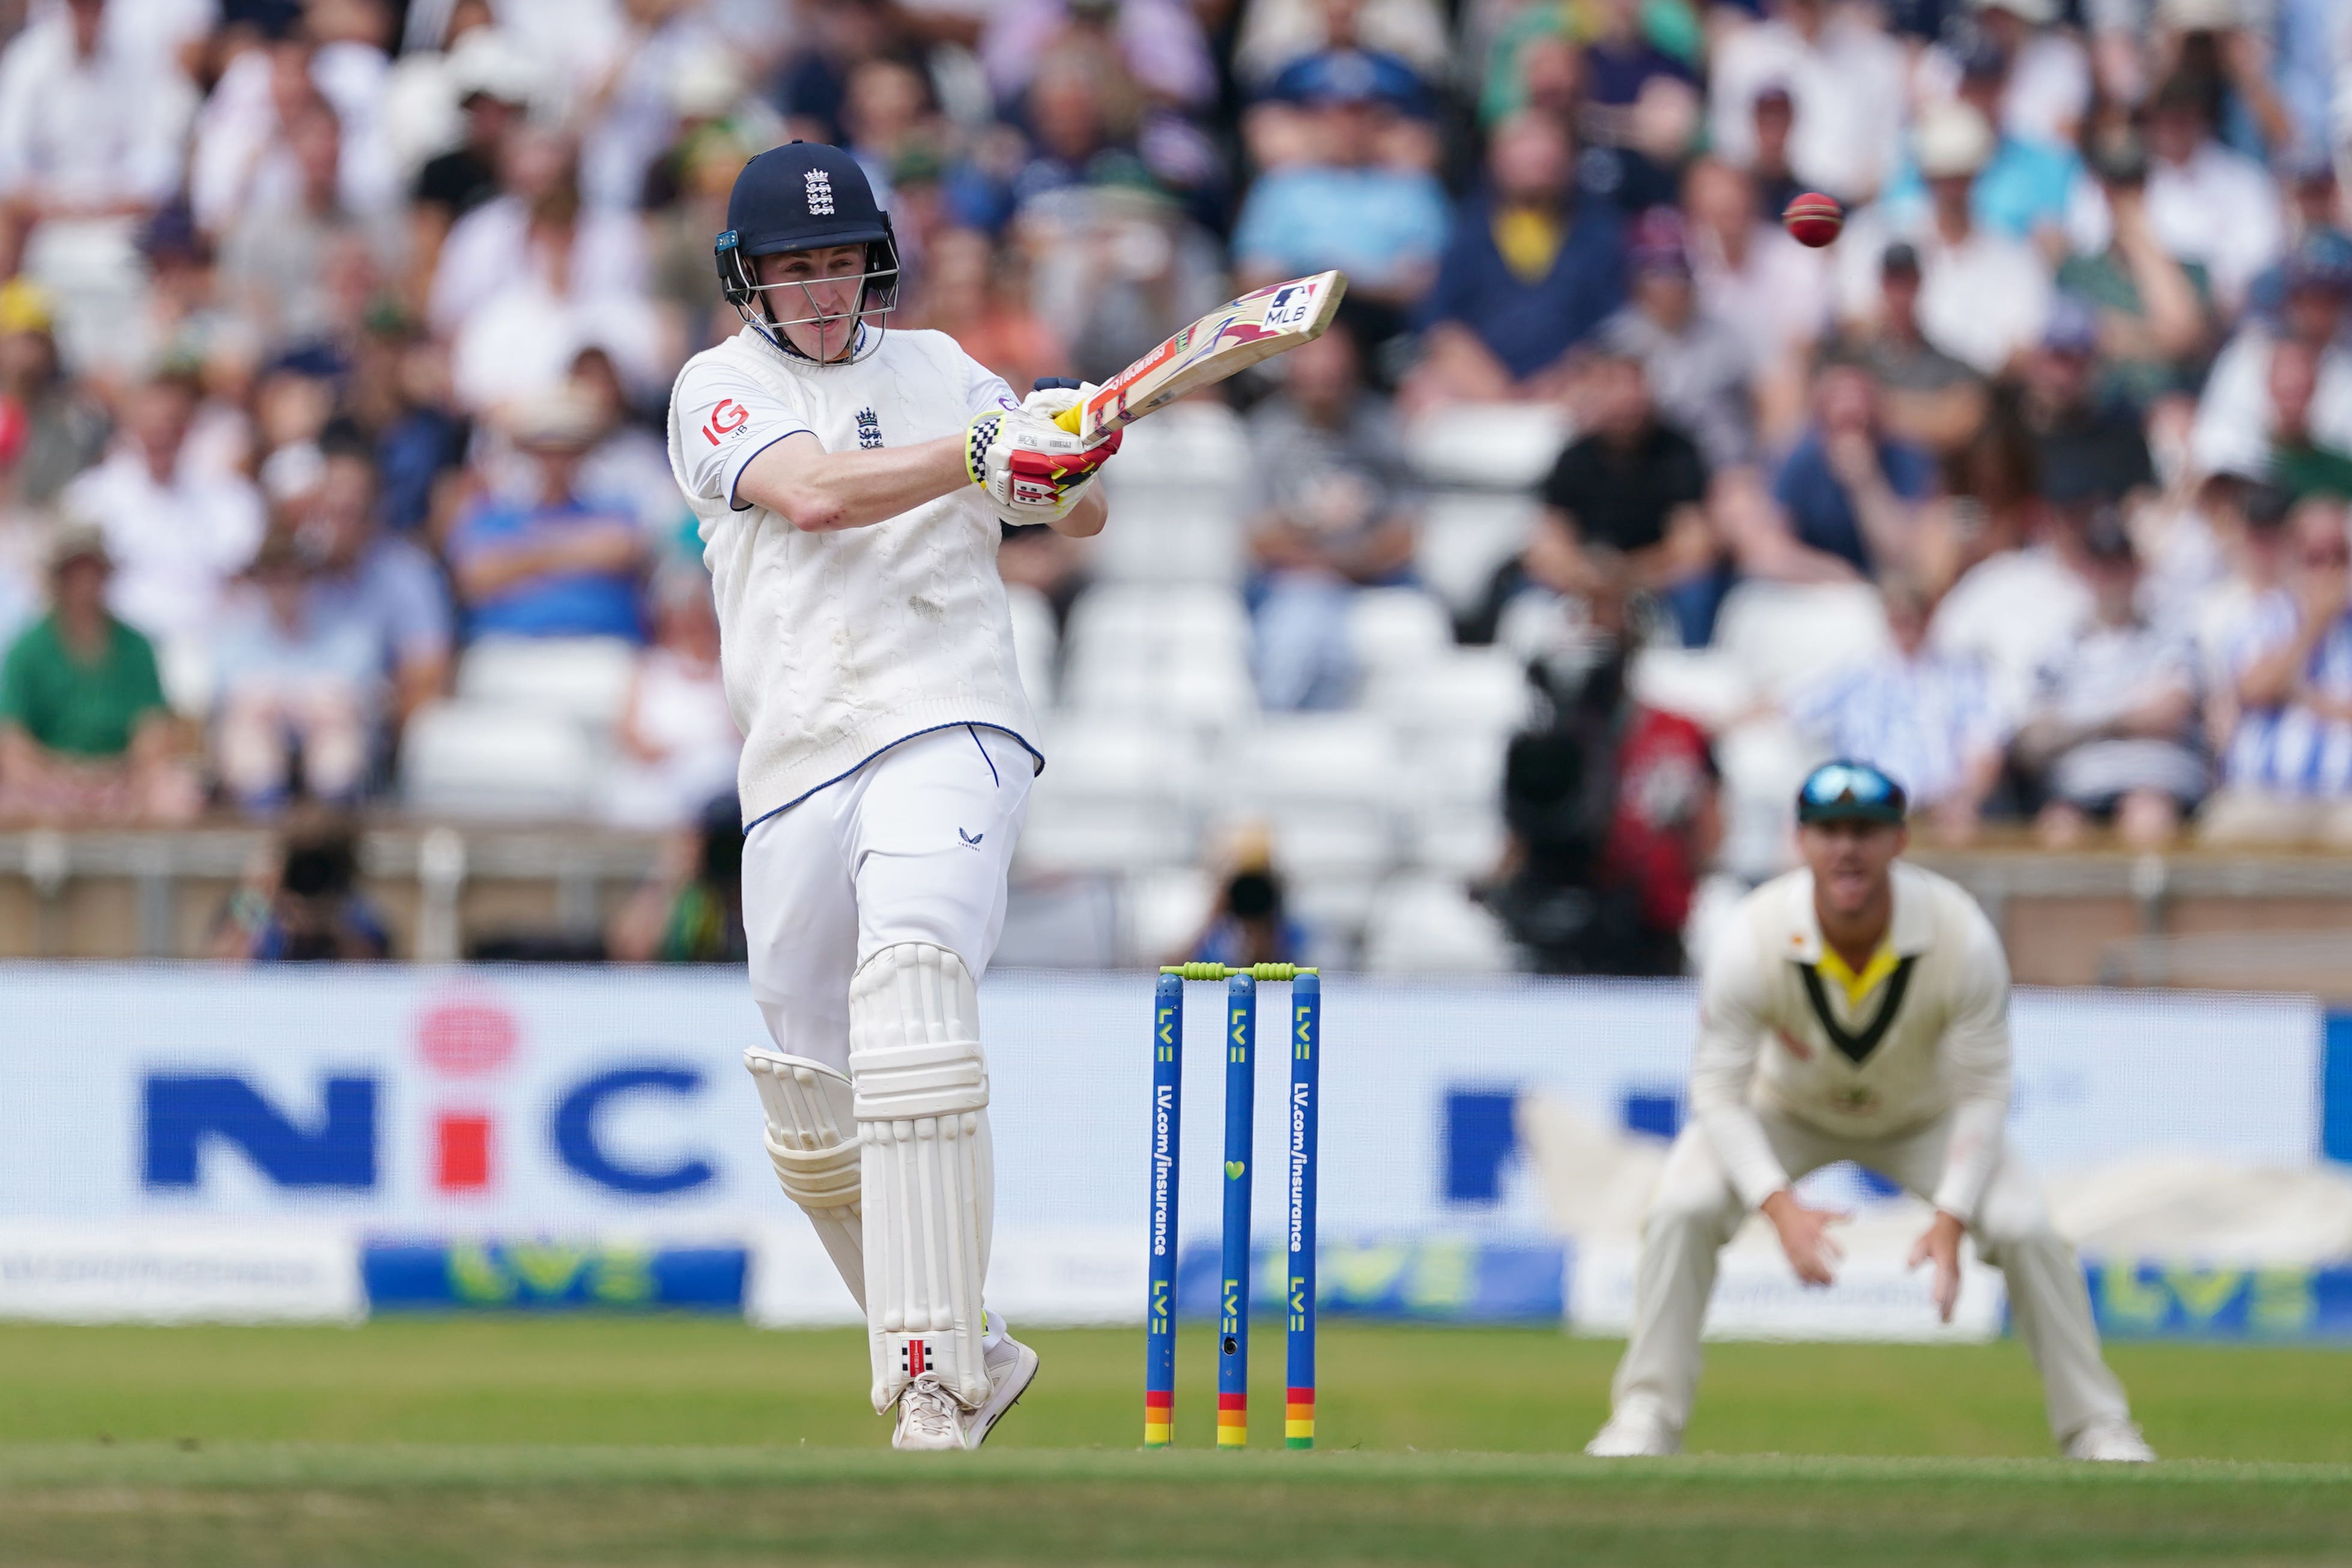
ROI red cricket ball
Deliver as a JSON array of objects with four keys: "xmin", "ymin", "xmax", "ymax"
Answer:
[{"xmin": 1783, "ymin": 192, "xmax": 1844, "ymax": 249}]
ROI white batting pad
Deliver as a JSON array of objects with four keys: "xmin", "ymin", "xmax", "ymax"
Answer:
[
  {"xmin": 849, "ymin": 942, "xmax": 993, "ymax": 1411},
  {"xmin": 744, "ymin": 1048, "xmax": 864, "ymax": 1311}
]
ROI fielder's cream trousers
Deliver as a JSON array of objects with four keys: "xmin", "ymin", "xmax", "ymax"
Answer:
[{"xmin": 1609, "ymin": 1108, "xmax": 2132, "ymax": 1444}]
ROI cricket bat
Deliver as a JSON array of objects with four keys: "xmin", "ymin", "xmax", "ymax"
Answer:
[{"xmin": 1052, "ymin": 271, "xmax": 1349, "ymax": 441}]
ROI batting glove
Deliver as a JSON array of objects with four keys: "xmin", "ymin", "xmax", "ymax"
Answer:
[{"xmin": 966, "ymin": 404, "xmax": 1120, "ymax": 522}]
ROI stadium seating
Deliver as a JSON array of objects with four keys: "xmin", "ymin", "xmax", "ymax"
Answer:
[{"xmin": 401, "ymin": 700, "xmax": 602, "ymax": 820}]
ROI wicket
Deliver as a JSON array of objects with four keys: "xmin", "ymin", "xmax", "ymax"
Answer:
[{"xmin": 1145, "ymin": 961, "xmax": 1321, "ymax": 1450}]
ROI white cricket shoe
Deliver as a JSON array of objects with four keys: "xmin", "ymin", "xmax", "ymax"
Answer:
[
  {"xmin": 2064, "ymin": 1419, "xmax": 2156, "ymax": 1463},
  {"xmin": 888, "ymin": 1317, "xmax": 1039, "ymax": 1453},
  {"xmin": 1585, "ymin": 1405, "xmax": 1681, "ymax": 1458}
]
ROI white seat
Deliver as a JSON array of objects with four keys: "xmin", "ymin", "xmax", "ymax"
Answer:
[
  {"xmin": 1217, "ymin": 714, "xmax": 1402, "ymax": 807},
  {"xmin": 402, "ymin": 699, "xmax": 599, "ymax": 819},
  {"xmin": 1404, "ymin": 403, "xmax": 1571, "ymax": 489},
  {"xmin": 1714, "ymin": 715, "xmax": 1818, "ymax": 883},
  {"xmin": 1122, "ymin": 867, "xmax": 1216, "ymax": 966},
  {"xmin": 1711, "ymin": 581, "xmax": 1891, "ymax": 702},
  {"xmin": 1102, "ymin": 400, "xmax": 1250, "ymax": 488},
  {"xmin": 1348, "ymin": 587, "xmax": 1456, "ymax": 674},
  {"xmin": 455, "ymin": 636, "xmax": 639, "ymax": 732},
  {"xmin": 1035, "ymin": 719, "xmax": 1201, "ymax": 804},
  {"xmin": 1414, "ymin": 492, "xmax": 1541, "ymax": 616},
  {"xmin": 1367, "ymin": 649, "xmax": 1533, "ymax": 738},
  {"xmin": 1406, "ymin": 806, "xmax": 1508, "ymax": 879},
  {"xmin": 1285, "ymin": 874, "xmax": 1380, "ymax": 944},
  {"xmin": 1006, "ymin": 585, "xmax": 1059, "ymax": 711},
  {"xmin": 1087, "ymin": 489, "xmax": 1244, "ymax": 586},
  {"xmin": 1065, "ymin": 584, "xmax": 1251, "ymax": 655},
  {"xmin": 1062, "ymin": 659, "xmax": 1252, "ymax": 730},
  {"xmin": 1363, "ymin": 875, "xmax": 1518, "ymax": 973},
  {"xmin": 1013, "ymin": 799, "xmax": 1196, "ymax": 874}
]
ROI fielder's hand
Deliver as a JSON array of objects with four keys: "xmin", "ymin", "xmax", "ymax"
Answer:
[
  {"xmin": 966, "ymin": 401, "xmax": 1120, "ymax": 522},
  {"xmin": 1908, "ymin": 1209, "xmax": 1966, "ymax": 1323},
  {"xmin": 1760, "ymin": 1188, "xmax": 1848, "ymax": 1288}
]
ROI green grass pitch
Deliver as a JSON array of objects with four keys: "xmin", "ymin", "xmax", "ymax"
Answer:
[{"xmin": 0, "ymin": 1319, "xmax": 2345, "ymax": 1566}]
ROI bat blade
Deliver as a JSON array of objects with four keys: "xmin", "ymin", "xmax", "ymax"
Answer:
[{"xmin": 1052, "ymin": 271, "xmax": 1348, "ymax": 439}]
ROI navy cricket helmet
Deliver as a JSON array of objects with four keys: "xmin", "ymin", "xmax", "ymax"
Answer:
[{"xmin": 716, "ymin": 142, "xmax": 901, "ymax": 358}]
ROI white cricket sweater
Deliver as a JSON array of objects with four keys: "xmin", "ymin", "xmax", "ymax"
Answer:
[
  {"xmin": 1688, "ymin": 861, "xmax": 2014, "ymax": 1223},
  {"xmin": 665, "ymin": 326, "xmax": 1038, "ymax": 826}
]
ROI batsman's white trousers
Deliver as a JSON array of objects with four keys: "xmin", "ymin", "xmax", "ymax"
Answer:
[
  {"xmin": 742, "ymin": 724, "xmax": 1034, "ymax": 1072},
  {"xmin": 1610, "ymin": 1108, "xmax": 2132, "ymax": 1444}
]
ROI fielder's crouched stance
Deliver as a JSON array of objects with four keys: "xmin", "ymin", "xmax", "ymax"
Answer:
[
  {"xmin": 1588, "ymin": 760, "xmax": 2155, "ymax": 1463},
  {"xmin": 664, "ymin": 143, "xmax": 1120, "ymax": 1450}
]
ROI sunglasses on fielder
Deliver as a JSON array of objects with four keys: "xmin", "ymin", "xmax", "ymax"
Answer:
[{"xmin": 1795, "ymin": 760, "xmax": 1909, "ymax": 826}]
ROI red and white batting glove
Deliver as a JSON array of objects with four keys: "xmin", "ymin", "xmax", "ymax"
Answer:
[{"xmin": 966, "ymin": 393, "xmax": 1120, "ymax": 523}]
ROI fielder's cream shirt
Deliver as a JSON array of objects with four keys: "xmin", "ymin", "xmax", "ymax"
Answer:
[{"xmin": 1690, "ymin": 861, "xmax": 2012, "ymax": 1222}]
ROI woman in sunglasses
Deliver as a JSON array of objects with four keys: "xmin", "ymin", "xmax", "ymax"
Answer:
[{"xmin": 1587, "ymin": 758, "xmax": 2153, "ymax": 1462}]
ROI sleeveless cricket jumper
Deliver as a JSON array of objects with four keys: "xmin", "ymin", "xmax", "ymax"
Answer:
[{"xmin": 666, "ymin": 324, "xmax": 1041, "ymax": 1067}]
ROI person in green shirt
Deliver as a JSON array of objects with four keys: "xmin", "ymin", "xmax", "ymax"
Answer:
[{"xmin": 0, "ymin": 522, "xmax": 198, "ymax": 823}]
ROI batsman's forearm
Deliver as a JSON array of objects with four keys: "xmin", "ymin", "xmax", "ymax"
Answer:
[
  {"xmin": 1929, "ymin": 1095, "xmax": 2007, "ymax": 1223},
  {"xmin": 740, "ymin": 434, "xmax": 971, "ymax": 533}
]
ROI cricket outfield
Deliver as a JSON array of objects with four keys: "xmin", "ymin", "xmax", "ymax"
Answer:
[{"xmin": 0, "ymin": 1320, "xmax": 2345, "ymax": 1566}]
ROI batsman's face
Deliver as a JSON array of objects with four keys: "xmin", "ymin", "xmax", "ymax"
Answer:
[
  {"xmin": 1799, "ymin": 820, "xmax": 1905, "ymax": 920},
  {"xmin": 756, "ymin": 244, "xmax": 871, "ymax": 360}
]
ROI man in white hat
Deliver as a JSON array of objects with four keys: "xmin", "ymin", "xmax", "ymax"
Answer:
[{"xmin": 1837, "ymin": 101, "xmax": 2052, "ymax": 378}]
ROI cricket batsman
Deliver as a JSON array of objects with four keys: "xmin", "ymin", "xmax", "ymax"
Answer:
[
  {"xmin": 664, "ymin": 143, "xmax": 1120, "ymax": 1450},
  {"xmin": 1586, "ymin": 759, "xmax": 2154, "ymax": 1462}
]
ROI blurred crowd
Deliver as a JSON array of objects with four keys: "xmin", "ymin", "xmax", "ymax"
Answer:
[{"xmin": 0, "ymin": 0, "xmax": 2347, "ymax": 969}]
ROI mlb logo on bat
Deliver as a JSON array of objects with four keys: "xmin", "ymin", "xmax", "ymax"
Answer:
[
  {"xmin": 805, "ymin": 168, "xmax": 834, "ymax": 215},
  {"xmin": 1264, "ymin": 285, "xmax": 1315, "ymax": 333}
]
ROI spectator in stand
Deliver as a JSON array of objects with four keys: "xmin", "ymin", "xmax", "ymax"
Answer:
[
  {"xmin": 1884, "ymin": 35, "xmax": 2078, "ymax": 245},
  {"xmin": 1178, "ymin": 826, "xmax": 1312, "ymax": 972},
  {"xmin": 2244, "ymin": 156, "xmax": 2348, "ymax": 326},
  {"xmin": 1493, "ymin": 550, "xmax": 1718, "ymax": 976},
  {"xmin": 300, "ymin": 431, "xmax": 451, "ymax": 741},
  {"xmin": 980, "ymin": 0, "xmax": 1218, "ymax": 114},
  {"xmin": 1788, "ymin": 575, "xmax": 2008, "ymax": 845},
  {"xmin": 1571, "ymin": 0, "xmax": 1704, "ymax": 216},
  {"xmin": 1707, "ymin": 0, "xmax": 1909, "ymax": 207},
  {"xmin": 1924, "ymin": 0, "xmax": 2090, "ymax": 150},
  {"xmin": 1741, "ymin": 83, "xmax": 1803, "ymax": 222},
  {"xmin": 210, "ymin": 812, "xmax": 393, "ymax": 961},
  {"xmin": 2053, "ymin": 118, "xmax": 2216, "ymax": 414},
  {"xmin": 2267, "ymin": 338, "xmax": 2352, "ymax": 503},
  {"xmin": 1844, "ymin": 241, "xmax": 1989, "ymax": 458},
  {"xmin": 1684, "ymin": 157, "xmax": 1831, "ymax": 449},
  {"xmin": 571, "ymin": 347, "xmax": 684, "ymax": 549},
  {"xmin": 218, "ymin": 92, "xmax": 401, "ymax": 350},
  {"xmin": 2204, "ymin": 497, "xmax": 2352, "ymax": 843},
  {"xmin": 1526, "ymin": 349, "xmax": 1715, "ymax": 644},
  {"xmin": 1838, "ymin": 101, "xmax": 2052, "ymax": 380},
  {"xmin": 1401, "ymin": 113, "xmax": 1624, "ymax": 412},
  {"xmin": 1229, "ymin": 50, "xmax": 1448, "ymax": 332},
  {"xmin": 0, "ymin": 0, "xmax": 198, "ymax": 342},
  {"xmin": 1773, "ymin": 359, "xmax": 1936, "ymax": 581},
  {"xmin": 212, "ymin": 531, "xmax": 381, "ymax": 813},
  {"xmin": 2012, "ymin": 510, "xmax": 2204, "ymax": 847},
  {"xmin": 0, "ymin": 522, "xmax": 196, "ymax": 825},
  {"xmin": 2187, "ymin": 477, "xmax": 2293, "ymax": 750},
  {"xmin": 914, "ymin": 227, "xmax": 1064, "ymax": 401},
  {"xmin": 2020, "ymin": 298, "xmax": 2157, "ymax": 509},
  {"xmin": 1597, "ymin": 208, "xmax": 1754, "ymax": 470},
  {"xmin": 62, "ymin": 368, "xmax": 265, "ymax": 667},
  {"xmin": 601, "ymin": 562, "xmax": 738, "ymax": 830},
  {"xmin": 2069, "ymin": 71, "xmax": 2282, "ymax": 313},
  {"xmin": 408, "ymin": 27, "xmax": 534, "ymax": 284},
  {"xmin": 444, "ymin": 392, "xmax": 647, "ymax": 643},
  {"xmin": 0, "ymin": 279, "xmax": 108, "ymax": 509},
  {"xmin": 1235, "ymin": 0, "xmax": 1451, "ymax": 94},
  {"xmin": 2190, "ymin": 235, "xmax": 2352, "ymax": 482},
  {"xmin": 607, "ymin": 794, "xmax": 747, "ymax": 964},
  {"xmin": 1243, "ymin": 319, "xmax": 1417, "ymax": 709}
]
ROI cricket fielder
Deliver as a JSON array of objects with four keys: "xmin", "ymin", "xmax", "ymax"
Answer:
[
  {"xmin": 1586, "ymin": 759, "xmax": 2154, "ymax": 1462},
  {"xmin": 665, "ymin": 143, "xmax": 1120, "ymax": 1450}
]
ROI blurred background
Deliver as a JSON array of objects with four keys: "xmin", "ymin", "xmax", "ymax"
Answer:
[
  {"xmin": 0, "ymin": 0, "xmax": 2345, "ymax": 996},
  {"xmin": 0, "ymin": 0, "xmax": 2345, "ymax": 1367}
]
